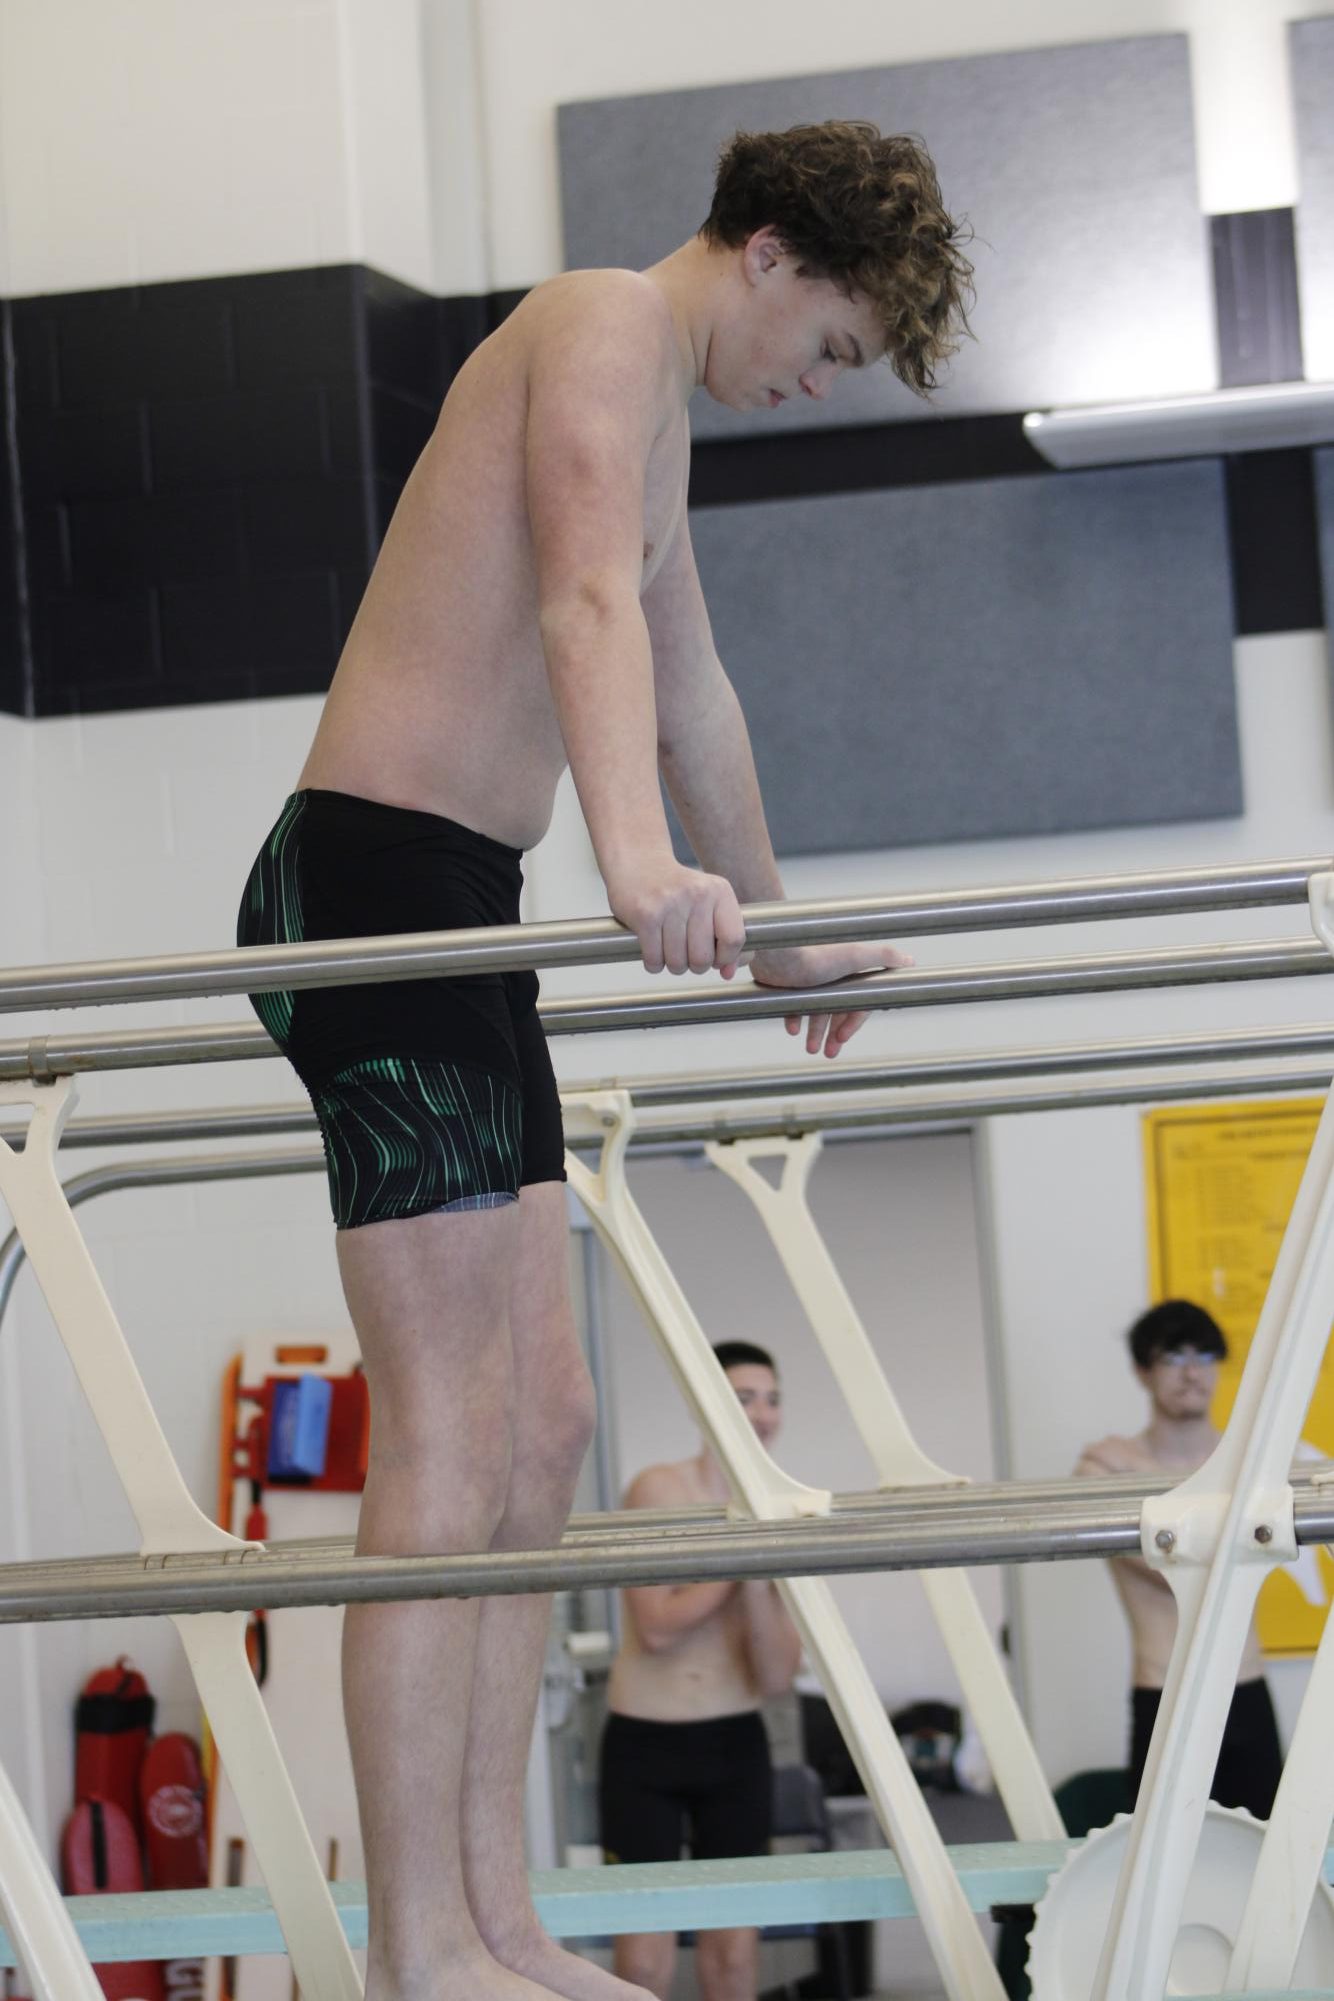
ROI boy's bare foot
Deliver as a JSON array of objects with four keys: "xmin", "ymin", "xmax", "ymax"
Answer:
[
  {"xmin": 367, "ymin": 1942, "xmax": 574, "ymax": 2001},
  {"xmin": 491, "ymin": 1932, "xmax": 659, "ymax": 2001}
]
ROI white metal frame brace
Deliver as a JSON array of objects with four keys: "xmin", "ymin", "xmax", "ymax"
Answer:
[
  {"xmin": 703, "ymin": 1132, "xmax": 1063, "ymax": 1846},
  {"xmin": 0, "ymin": 1078, "xmax": 362, "ymax": 2001},
  {"xmin": 1069, "ymin": 871, "xmax": 1334, "ymax": 1998},
  {"xmin": 0, "ymin": 1752, "xmax": 102, "ymax": 2001},
  {"xmin": 564, "ymin": 1091, "xmax": 1007, "ymax": 2001}
]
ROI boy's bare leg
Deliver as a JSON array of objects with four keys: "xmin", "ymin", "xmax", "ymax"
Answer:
[
  {"xmin": 611, "ymin": 1934, "xmax": 676, "ymax": 1999},
  {"xmin": 339, "ymin": 1204, "xmax": 562, "ymax": 2001},
  {"xmin": 460, "ymin": 1182, "xmax": 654, "ymax": 2001},
  {"xmin": 695, "ymin": 1928, "xmax": 760, "ymax": 2001}
]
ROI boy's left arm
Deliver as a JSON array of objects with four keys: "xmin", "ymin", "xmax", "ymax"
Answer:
[
  {"xmin": 643, "ymin": 518, "xmax": 910, "ymax": 1056},
  {"xmin": 740, "ymin": 1580, "xmax": 804, "ymax": 1698}
]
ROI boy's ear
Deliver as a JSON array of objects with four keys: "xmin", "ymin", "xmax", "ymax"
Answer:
[{"xmin": 742, "ymin": 226, "xmax": 787, "ymax": 284}]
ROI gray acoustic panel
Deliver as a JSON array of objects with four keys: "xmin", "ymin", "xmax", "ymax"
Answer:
[
  {"xmin": 558, "ymin": 37, "xmax": 1216, "ymax": 441},
  {"xmin": 1317, "ymin": 450, "xmax": 1334, "ymax": 683},
  {"xmin": 1292, "ymin": 16, "xmax": 1334, "ymax": 383},
  {"xmin": 675, "ymin": 462, "xmax": 1238, "ymax": 859}
]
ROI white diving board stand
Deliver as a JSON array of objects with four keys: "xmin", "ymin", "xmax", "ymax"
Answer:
[
  {"xmin": 704, "ymin": 1130, "xmax": 1063, "ymax": 1846},
  {"xmin": 565, "ymin": 1090, "xmax": 1009, "ymax": 2001},
  {"xmin": 0, "ymin": 1078, "xmax": 363, "ymax": 2001}
]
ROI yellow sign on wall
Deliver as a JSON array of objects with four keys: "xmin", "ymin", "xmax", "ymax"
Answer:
[{"xmin": 1143, "ymin": 1098, "xmax": 1334, "ymax": 1656}]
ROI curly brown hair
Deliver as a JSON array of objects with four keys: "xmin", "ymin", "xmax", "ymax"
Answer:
[{"xmin": 701, "ymin": 121, "xmax": 973, "ymax": 397}]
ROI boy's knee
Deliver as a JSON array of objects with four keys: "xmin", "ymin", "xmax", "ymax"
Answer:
[
  {"xmin": 365, "ymin": 1423, "xmax": 514, "ymax": 1549},
  {"xmin": 697, "ymin": 1927, "xmax": 756, "ymax": 1995},
  {"xmin": 614, "ymin": 1933, "xmax": 674, "ymax": 1996},
  {"xmin": 524, "ymin": 1357, "xmax": 597, "ymax": 1482},
  {"xmin": 561, "ymin": 1364, "xmax": 599, "ymax": 1467},
  {"xmin": 535, "ymin": 1365, "xmax": 598, "ymax": 1508}
]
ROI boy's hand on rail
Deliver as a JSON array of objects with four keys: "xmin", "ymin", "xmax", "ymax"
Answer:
[
  {"xmin": 608, "ymin": 862, "xmax": 747, "ymax": 977},
  {"xmin": 749, "ymin": 943, "xmax": 914, "ymax": 1058}
]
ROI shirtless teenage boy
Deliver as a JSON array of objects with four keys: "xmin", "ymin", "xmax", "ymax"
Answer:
[
  {"xmin": 238, "ymin": 122, "xmax": 970, "ymax": 2001},
  {"xmin": 1077, "ymin": 1299, "xmax": 1282, "ymax": 1817},
  {"xmin": 601, "ymin": 1343, "xmax": 803, "ymax": 2001}
]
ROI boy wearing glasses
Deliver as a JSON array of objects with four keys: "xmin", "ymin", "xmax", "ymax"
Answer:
[{"xmin": 1076, "ymin": 1299, "xmax": 1282, "ymax": 1816}]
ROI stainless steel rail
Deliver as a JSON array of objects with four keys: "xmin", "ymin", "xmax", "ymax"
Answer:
[
  {"xmin": 0, "ymin": 1106, "xmax": 322, "ymax": 1150},
  {"xmin": 537, "ymin": 939, "xmax": 1331, "ymax": 1034},
  {"xmin": 7, "ymin": 1063, "xmax": 1333, "ymax": 1316},
  {"xmin": 0, "ymin": 857, "xmax": 1325, "ymax": 1014},
  {"xmin": 635, "ymin": 1066, "xmax": 1334, "ymax": 1150},
  {"xmin": 2, "ymin": 1476, "xmax": 1332, "ymax": 1622},
  {"xmin": 8, "ymin": 1021, "xmax": 1334, "ymax": 1150},
  {"xmin": 6, "ymin": 938, "xmax": 1332, "ymax": 1080},
  {"xmin": 619, "ymin": 1021, "xmax": 1334, "ymax": 1108}
]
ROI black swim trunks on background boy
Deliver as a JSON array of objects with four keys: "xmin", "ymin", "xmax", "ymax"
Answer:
[
  {"xmin": 598, "ymin": 1710, "xmax": 773, "ymax": 1866},
  {"xmin": 1130, "ymin": 1678, "xmax": 1281, "ymax": 1820},
  {"xmin": 237, "ymin": 789, "xmax": 566, "ymax": 1230}
]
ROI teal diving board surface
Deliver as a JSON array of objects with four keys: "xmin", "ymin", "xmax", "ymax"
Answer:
[{"xmin": 4, "ymin": 1841, "xmax": 1334, "ymax": 1971}]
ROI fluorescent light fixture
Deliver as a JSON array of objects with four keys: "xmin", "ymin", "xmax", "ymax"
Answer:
[{"xmin": 1023, "ymin": 380, "xmax": 1334, "ymax": 468}]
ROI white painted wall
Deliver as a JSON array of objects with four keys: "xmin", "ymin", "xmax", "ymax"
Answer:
[
  {"xmin": 0, "ymin": 0, "xmax": 474, "ymax": 297},
  {"xmin": 3, "ymin": 0, "xmax": 1334, "ymax": 298},
  {"xmin": 0, "ymin": 0, "xmax": 352, "ymax": 294}
]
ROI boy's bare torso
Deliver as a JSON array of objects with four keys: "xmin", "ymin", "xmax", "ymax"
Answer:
[
  {"xmin": 608, "ymin": 1455, "xmax": 765, "ymax": 1724},
  {"xmin": 1080, "ymin": 1429, "xmax": 1263, "ymax": 1689},
  {"xmin": 299, "ymin": 272, "xmax": 688, "ymax": 850}
]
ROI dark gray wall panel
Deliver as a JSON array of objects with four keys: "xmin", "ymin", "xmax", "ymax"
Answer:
[
  {"xmin": 1292, "ymin": 16, "xmax": 1334, "ymax": 383},
  {"xmin": 681, "ymin": 462, "xmax": 1238, "ymax": 858},
  {"xmin": 559, "ymin": 37, "xmax": 1215, "ymax": 442},
  {"xmin": 1317, "ymin": 451, "xmax": 1334, "ymax": 680}
]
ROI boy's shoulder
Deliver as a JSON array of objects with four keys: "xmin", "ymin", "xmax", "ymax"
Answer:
[
  {"xmin": 524, "ymin": 266, "xmax": 673, "ymax": 340},
  {"xmin": 1077, "ymin": 1432, "xmax": 1155, "ymax": 1477},
  {"xmin": 621, "ymin": 1457, "xmax": 699, "ymax": 1509}
]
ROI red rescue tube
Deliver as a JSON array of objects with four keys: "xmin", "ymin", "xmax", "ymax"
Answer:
[
  {"xmin": 60, "ymin": 1797, "xmax": 165, "ymax": 2001},
  {"xmin": 74, "ymin": 1660, "xmax": 155, "ymax": 1841},
  {"xmin": 139, "ymin": 1736, "xmax": 207, "ymax": 2001},
  {"xmin": 139, "ymin": 1734, "xmax": 208, "ymax": 1890}
]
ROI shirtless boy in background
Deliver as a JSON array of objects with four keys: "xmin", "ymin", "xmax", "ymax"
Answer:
[
  {"xmin": 1077, "ymin": 1299, "xmax": 1282, "ymax": 1817},
  {"xmin": 601, "ymin": 1343, "xmax": 802, "ymax": 2001},
  {"xmin": 239, "ymin": 123, "xmax": 970, "ymax": 2001}
]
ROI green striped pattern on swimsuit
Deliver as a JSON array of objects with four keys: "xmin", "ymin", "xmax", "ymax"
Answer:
[
  {"xmin": 239, "ymin": 791, "xmax": 308, "ymax": 1047},
  {"xmin": 312, "ymin": 1055, "xmax": 522, "ymax": 1230}
]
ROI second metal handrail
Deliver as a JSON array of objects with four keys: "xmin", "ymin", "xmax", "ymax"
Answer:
[{"xmin": 0, "ymin": 855, "xmax": 1325, "ymax": 1014}]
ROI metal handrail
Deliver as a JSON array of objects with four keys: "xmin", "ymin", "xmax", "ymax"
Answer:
[
  {"xmin": 6, "ymin": 937, "xmax": 1332, "ymax": 1079},
  {"xmin": 5, "ymin": 1050, "xmax": 1329, "ymax": 1330},
  {"xmin": 1, "ymin": 1474, "xmax": 1331, "ymax": 1622},
  {"xmin": 8, "ymin": 1019, "xmax": 1334, "ymax": 1147},
  {"xmin": 0, "ymin": 855, "xmax": 1326, "ymax": 1014},
  {"xmin": 624, "ymin": 1020, "xmax": 1334, "ymax": 1107}
]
